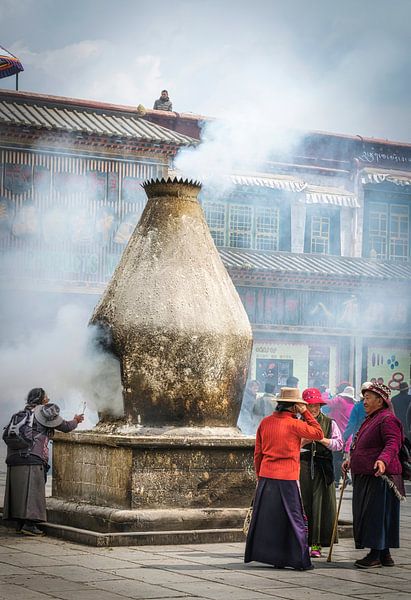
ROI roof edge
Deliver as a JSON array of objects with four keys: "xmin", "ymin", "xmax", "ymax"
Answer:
[{"xmin": 1, "ymin": 90, "xmax": 410, "ymax": 148}]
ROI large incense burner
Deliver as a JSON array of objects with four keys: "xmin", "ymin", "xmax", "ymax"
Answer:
[
  {"xmin": 50, "ymin": 179, "xmax": 255, "ymax": 546},
  {"xmin": 91, "ymin": 178, "xmax": 252, "ymax": 427}
]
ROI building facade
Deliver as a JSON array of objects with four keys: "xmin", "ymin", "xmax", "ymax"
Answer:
[{"xmin": 1, "ymin": 89, "xmax": 410, "ymax": 394}]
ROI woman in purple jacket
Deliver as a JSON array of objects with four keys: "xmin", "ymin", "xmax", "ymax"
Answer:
[{"xmin": 343, "ymin": 382, "xmax": 405, "ymax": 569}]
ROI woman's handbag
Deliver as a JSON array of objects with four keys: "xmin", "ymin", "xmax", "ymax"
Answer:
[
  {"xmin": 243, "ymin": 496, "xmax": 254, "ymax": 535},
  {"xmin": 399, "ymin": 438, "xmax": 411, "ymax": 481}
]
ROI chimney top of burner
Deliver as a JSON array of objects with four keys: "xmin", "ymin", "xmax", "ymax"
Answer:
[{"xmin": 142, "ymin": 177, "xmax": 202, "ymax": 190}]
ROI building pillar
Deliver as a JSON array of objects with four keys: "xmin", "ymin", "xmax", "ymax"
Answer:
[
  {"xmin": 340, "ymin": 207, "xmax": 354, "ymax": 257},
  {"xmin": 354, "ymin": 336, "xmax": 363, "ymax": 391},
  {"xmin": 291, "ymin": 201, "xmax": 306, "ymax": 253}
]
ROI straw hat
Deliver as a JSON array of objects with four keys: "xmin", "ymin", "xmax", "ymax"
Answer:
[{"xmin": 277, "ymin": 387, "xmax": 307, "ymax": 404}]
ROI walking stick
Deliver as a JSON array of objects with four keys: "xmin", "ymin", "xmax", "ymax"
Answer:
[{"xmin": 327, "ymin": 470, "xmax": 348, "ymax": 562}]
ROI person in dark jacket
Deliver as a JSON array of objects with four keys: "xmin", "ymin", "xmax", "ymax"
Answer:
[
  {"xmin": 153, "ymin": 90, "xmax": 173, "ymax": 111},
  {"xmin": 3, "ymin": 388, "xmax": 84, "ymax": 536},
  {"xmin": 299, "ymin": 388, "xmax": 343, "ymax": 558},
  {"xmin": 342, "ymin": 382, "xmax": 404, "ymax": 569},
  {"xmin": 392, "ymin": 382, "xmax": 410, "ymax": 441},
  {"xmin": 407, "ymin": 402, "xmax": 411, "ymax": 440}
]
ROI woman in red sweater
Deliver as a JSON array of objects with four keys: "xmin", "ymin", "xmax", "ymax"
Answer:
[{"xmin": 245, "ymin": 387, "xmax": 323, "ymax": 570}]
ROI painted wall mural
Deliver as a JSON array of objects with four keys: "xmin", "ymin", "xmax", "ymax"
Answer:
[{"xmin": 367, "ymin": 347, "xmax": 411, "ymax": 389}]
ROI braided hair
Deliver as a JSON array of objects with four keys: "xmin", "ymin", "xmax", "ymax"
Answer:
[
  {"xmin": 26, "ymin": 387, "xmax": 46, "ymax": 407},
  {"xmin": 276, "ymin": 401, "xmax": 296, "ymax": 412}
]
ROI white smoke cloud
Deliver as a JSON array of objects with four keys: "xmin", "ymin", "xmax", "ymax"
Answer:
[
  {"xmin": 174, "ymin": 113, "xmax": 301, "ymax": 195},
  {"xmin": 0, "ymin": 303, "xmax": 123, "ymax": 428}
]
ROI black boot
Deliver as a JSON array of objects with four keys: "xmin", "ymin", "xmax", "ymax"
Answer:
[
  {"xmin": 355, "ymin": 549, "xmax": 381, "ymax": 568},
  {"xmin": 21, "ymin": 520, "xmax": 45, "ymax": 537},
  {"xmin": 381, "ymin": 549, "xmax": 395, "ymax": 567}
]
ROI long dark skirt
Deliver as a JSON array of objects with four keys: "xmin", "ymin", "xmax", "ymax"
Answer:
[
  {"xmin": 3, "ymin": 465, "xmax": 47, "ymax": 523},
  {"xmin": 353, "ymin": 474, "xmax": 400, "ymax": 550},
  {"xmin": 244, "ymin": 477, "xmax": 312, "ymax": 570},
  {"xmin": 300, "ymin": 459, "xmax": 337, "ymax": 547}
]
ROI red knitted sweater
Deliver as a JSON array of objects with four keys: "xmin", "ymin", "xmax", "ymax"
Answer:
[{"xmin": 255, "ymin": 410, "xmax": 323, "ymax": 480}]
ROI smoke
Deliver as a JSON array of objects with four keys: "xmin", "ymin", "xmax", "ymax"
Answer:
[
  {"xmin": 174, "ymin": 115, "xmax": 300, "ymax": 196},
  {"xmin": 0, "ymin": 303, "xmax": 123, "ymax": 428}
]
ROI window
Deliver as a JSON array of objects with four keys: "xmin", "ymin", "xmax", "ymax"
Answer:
[
  {"xmin": 369, "ymin": 203, "xmax": 388, "ymax": 259},
  {"xmin": 202, "ymin": 202, "xmax": 226, "ymax": 246},
  {"xmin": 390, "ymin": 205, "xmax": 409, "ymax": 261},
  {"xmin": 229, "ymin": 205, "xmax": 252, "ymax": 248},
  {"xmin": 310, "ymin": 216, "xmax": 330, "ymax": 254},
  {"xmin": 255, "ymin": 206, "xmax": 279, "ymax": 250},
  {"xmin": 202, "ymin": 196, "xmax": 289, "ymax": 251},
  {"xmin": 304, "ymin": 207, "xmax": 341, "ymax": 255},
  {"xmin": 366, "ymin": 201, "xmax": 409, "ymax": 262}
]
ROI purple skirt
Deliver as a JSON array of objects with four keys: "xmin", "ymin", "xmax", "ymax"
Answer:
[{"xmin": 244, "ymin": 477, "xmax": 312, "ymax": 570}]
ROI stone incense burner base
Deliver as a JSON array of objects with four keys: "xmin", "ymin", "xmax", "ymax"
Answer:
[{"xmin": 48, "ymin": 426, "xmax": 256, "ymax": 546}]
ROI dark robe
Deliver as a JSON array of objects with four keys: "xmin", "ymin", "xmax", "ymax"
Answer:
[{"xmin": 300, "ymin": 412, "xmax": 337, "ymax": 547}]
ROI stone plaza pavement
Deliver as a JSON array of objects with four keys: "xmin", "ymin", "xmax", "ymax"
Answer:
[{"xmin": 0, "ymin": 480, "xmax": 410, "ymax": 600}]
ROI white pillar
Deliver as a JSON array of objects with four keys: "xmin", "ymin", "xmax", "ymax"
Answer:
[{"xmin": 291, "ymin": 201, "xmax": 306, "ymax": 253}]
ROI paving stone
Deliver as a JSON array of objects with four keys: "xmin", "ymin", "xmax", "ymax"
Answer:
[
  {"xmin": 86, "ymin": 579, "xmax": 191, "ymax": 598},
  {"xmin": 29, "ymin": 564, "xmax": 126, "ymax": 582},
  {"xmin": 153, "ymin": 580, "xmax": 279, "ymax": 599},
  {"xmin": 354, "ymin": 594, "xmax": 411, "ymax": 600},
  {"xmin": 0, "ymin": 573, "xmax": 89, "ymax": 593},
  {"xmin": 48, "ymin": 589, "xmax": 134, "ymax": 600},
  {"xmin": 0, "ymin": 583, "xmax": 56, "ymax": 600},
  {"xmin": 54, "ymin": 554, "xmax": 143, "ymax": 570},
  {"xmin": 262, "ymin": 587, "xmax": 361, "ymax": 600},
  {"xmin": 0, "ymin": 552, "xmax": 72, "ymax": 568},
  {"xmin": 0, "ymin": 562, "xmax": 30, "ymax": 576},
  {"xmin": 102, "ymin": 566, "xmax": 201, "ymax": 584}
]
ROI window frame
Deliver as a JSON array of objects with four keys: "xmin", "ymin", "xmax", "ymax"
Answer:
[
  {"xmin": 363, "ymin": 190, "xmax": 410, "ymax": 262},
  {"xmin": 304, "ymin": 205, "xmax": 341, "ymax": 256},
  {"xmin": 202, "ymin": 192, "xmax": 288, "ymax": 251}
]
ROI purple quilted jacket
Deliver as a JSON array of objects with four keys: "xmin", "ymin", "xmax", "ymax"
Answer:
[{"xmin": 350, "ymin": 407, "xmax": 403, "ymax": 476}]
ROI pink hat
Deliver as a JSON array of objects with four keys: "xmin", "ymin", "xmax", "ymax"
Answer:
[{"xmin": 302, "ymin": 388, "xmax": 327, "ymax": 405}]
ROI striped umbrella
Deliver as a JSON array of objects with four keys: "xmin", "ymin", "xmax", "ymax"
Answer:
[{"xmin": 0, "ymin": 45, "xmax": 24, "ymax": 89}]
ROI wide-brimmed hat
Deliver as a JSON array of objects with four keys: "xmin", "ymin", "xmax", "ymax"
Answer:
[
  {"xmin": 277, "ymin": 387, "xmax": 307, "ymax": 404},
  {"xmin": 34, "ymin": 403, "xmax": 63, "ymax": 428},
  {"xmin": 361, "ymin": 382, "xmax": 391, "ymax": 406},
  {"xmin": 339, "ymin": 386, "xmax": 356, "ymax": 400},
  {"xmin": 302, "ymin": 388, "xmax": 327, "ymax": 405}
]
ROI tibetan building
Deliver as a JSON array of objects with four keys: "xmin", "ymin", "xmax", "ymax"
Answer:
[{"xmin": 0, "ymin": 89, "xmax": 410, "ymax": 393}]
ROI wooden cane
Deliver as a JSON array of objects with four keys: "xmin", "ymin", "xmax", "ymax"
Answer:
[{"xmin": 327, "ymin": 469, "xmax": 348, "ymax": 562}]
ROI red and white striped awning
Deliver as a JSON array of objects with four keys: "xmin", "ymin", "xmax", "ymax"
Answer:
[
  {"xmin": 361, "ymin": 168, "xmax": 411, "ymax": 187},
  {"xmin": 231, "ymin": 174, "xmax": 359, "ymax": 207},
  {"xmin": 305, "ymin": 188, "xmax": 359, "ymax": 207},
  {"xmin": 231, "ymin": 174, "xmax": 307, "ymax": 193}
]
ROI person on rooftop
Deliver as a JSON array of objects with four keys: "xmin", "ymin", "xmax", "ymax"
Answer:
[{"xmin": 153, "ymin": 90, "xmax": 173, "ymax": 111}]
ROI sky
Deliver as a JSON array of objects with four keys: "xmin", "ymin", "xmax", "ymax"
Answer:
[{"xmin": 0, "ymin": 0, "xmax": 410, "ymax": 142}]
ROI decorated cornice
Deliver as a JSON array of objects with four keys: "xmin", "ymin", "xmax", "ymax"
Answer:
[
  {"xmin": 227, "ymin": 266, "xmax": 409, "ymax": 291},
  {"xmin": 0, "ymin": 125, "xmax": 178, "ymax": 160}
]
